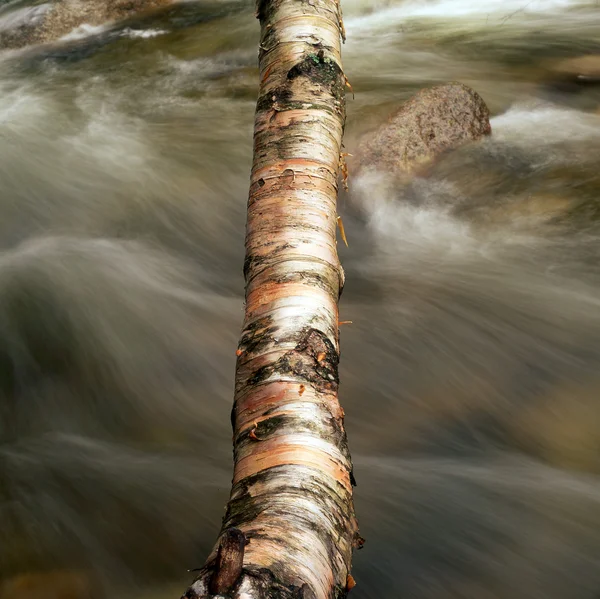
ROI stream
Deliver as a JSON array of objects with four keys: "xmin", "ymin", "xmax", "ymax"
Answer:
[{"xmin": 1, "ymin": 0, "xmax": 600, "ymax": 598}]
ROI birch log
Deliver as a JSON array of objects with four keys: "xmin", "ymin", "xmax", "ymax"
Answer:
[{"xmin": 183, "ymin": 0, "xmax": 360, "ymax": 596}]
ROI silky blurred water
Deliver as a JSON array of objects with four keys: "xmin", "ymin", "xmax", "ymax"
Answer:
[{"xmin": 1, "ymin": 0, "xmax": 600, "ymax": 598}]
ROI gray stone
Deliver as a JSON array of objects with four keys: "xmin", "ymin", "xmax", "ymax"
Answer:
[
  {"xmin": 0, "ymin": 0, "xmax": 172, "ymax": 49},
  {"xmin": 356, "ymin": 82, "xmax": 492, "ymax": 176}
]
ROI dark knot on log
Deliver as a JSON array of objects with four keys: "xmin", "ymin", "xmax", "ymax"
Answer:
[{"xmin": 209, "ymin": 527, "xmax": 246, "ymax": 595}]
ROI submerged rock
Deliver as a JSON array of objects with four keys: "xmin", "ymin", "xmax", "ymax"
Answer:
[
  {"xmin": 0, "ymin": 4, "xmax": 52, "ymax": 48},
  {"xmin": 356, "ymin": 82, "xmax": 492, "ymax": 177},
  {"xmin": 0, "ymin": 571, "xmax": 97, "ymax": 599},
  {"xmin": 540, "ymin": 55, "xmax": 600, "ymax": 110},
  {"xmin": 0, "ymin": 0, "xmax": 173, "ymax": 49},
  {"xmin": 551, "ymin": 55, "xmax": 600, "ymax": 84},
  {"xmin": 39, "ymin": 0, "xmax": 173, "ymax": 42}
]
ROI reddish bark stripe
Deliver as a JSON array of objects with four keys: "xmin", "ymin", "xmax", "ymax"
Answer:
[{"xmin": 234, "ymin": 444, "xmax": 351, "ymax": 492}]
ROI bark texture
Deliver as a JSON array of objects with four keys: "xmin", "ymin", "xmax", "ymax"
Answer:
[{"xmin": 183, "ymin": 0, "xmax": 359, "ymax": 598}]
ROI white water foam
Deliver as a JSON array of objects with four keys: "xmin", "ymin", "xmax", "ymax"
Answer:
[
  {"xmin": 56, "ymin": 24, "xmax": 168, "ymax": 43},
  {"xmin": 121, "ymin": 28, "xmax": 168, "ymax": 39},
  {"xmin": 491, "ymin": 102, "xmax": 600, "ymax": 145},
  {"xmin": 345, "ymin": 0, "xmax": 590, "ymax": 34},
  {"xmin": 59, "ymin": 23, "xmax": 107, "ymax": 41}
]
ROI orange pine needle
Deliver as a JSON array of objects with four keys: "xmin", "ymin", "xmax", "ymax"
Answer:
[
  {"xmin": 344, "ymin": 76, "xmax": 354, "ymax": 99},
  {"xmin": 337, "ymin": 216, "xmax": 349, "ymax": 247}
]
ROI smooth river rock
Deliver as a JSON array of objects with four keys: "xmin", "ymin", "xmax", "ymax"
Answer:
[
  {"xmin": 356, "ymin": 82, "xmax": 492, "ymax": 177},
  {"xmin": 0, "ymin": 0, "xmax": 173, "ymax": 48}
]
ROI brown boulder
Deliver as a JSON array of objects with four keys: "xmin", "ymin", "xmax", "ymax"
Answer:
[
  {"xmin": 38, "ymin": 0, "xmax": 173, "ymax": 43},
  {"xmin": 550, "ymin": 55, "xmax": 600, "ymax": 83},
  {"xmin": 0, "ymin": 571, "xmax": 98, "ymax": 599},
  {"xmin": 0, "ymin": 0, "xmax": 173, "ymax": 49},
  {"xmin": 356, "ymin": 82, "xmax": 492, "ymax": 176},
  {"xmin": 0, "ymin": 4, "xmax": 52, "ymax": 49}
]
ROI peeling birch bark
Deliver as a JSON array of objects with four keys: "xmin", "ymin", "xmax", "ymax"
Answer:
[{"xmin": 182, "ymin": 0, "xmax": 359, "ymax": 597}]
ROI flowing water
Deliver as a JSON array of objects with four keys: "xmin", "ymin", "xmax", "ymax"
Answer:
[{"xmin": 1, "ymin": 0, "xmax": 600, "ymax": 597}]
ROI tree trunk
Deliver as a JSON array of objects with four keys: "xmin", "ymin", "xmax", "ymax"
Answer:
[{"xmin": 183, "ymin": 0, "xmax": 359, "ymax": 597}]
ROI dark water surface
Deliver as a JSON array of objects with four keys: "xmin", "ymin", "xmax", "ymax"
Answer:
[{"xmin": 1, "ymin": 1, "xmax": 600, "ymax": 598}]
